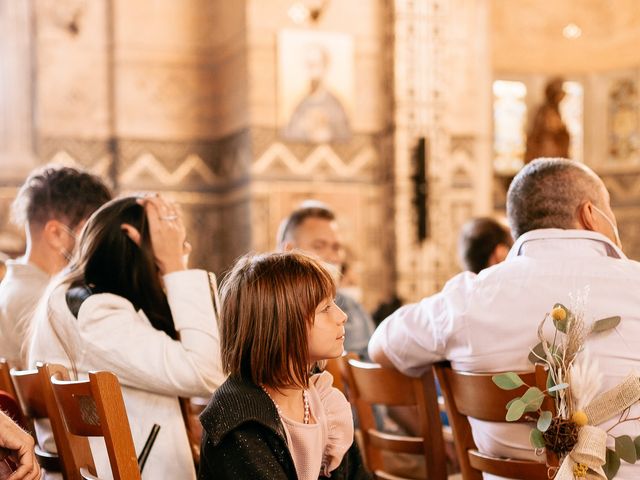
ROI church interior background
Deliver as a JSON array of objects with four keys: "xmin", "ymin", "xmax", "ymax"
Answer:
[{"xmin": 2, "ymin": 0, "xmax": 640, "ymax": 311}]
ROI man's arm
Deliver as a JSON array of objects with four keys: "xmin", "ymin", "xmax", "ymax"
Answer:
[
  {"xmin": 368, "ymin": 334, "xmax": 396, "ymax": 369},
  {"xmin": 367, "ymin": 272, "xmax": 475, "ymax": 377},
  {"xmin": 0, "ymin": 410, "xmax": 40, "ymax": 479}
]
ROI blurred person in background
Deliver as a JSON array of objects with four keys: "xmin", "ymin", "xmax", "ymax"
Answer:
[
  {"xmin": 0, "ymin": 165, "xmax": 111, "ymax": 366},
  {"xmin": 458, "ymin": 217, "xmax": 513, "ymax": 274}
]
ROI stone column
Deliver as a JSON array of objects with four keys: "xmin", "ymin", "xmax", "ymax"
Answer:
[{"xmin": 392, "ymin": 0, "xmax": 492, "ymax": 301}]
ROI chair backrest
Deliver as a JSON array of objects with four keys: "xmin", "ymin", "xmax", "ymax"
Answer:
[
  {"xmin": 324, "ymin": 351, "xmax": 359, "ymax": 399},
  {"xmin": 0, "ymin": 358, "xmax": 18, "ymax": 400},
  {"xmin": 434, "ymin": 362, "xmax": 551, "ymax": 480},
  {"xmin": 50, "ymin": 368, "xmax": 141, "ymax": 480},
  {"xmin": 10, "ymin": 363, "xmax": 94, "ymax": 478},
  {"xmin": 344, "ymin": 358, "xmax": 447, "ymax": 480}
]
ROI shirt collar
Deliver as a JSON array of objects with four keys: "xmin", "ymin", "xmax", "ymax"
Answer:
[
  {"xmin": 4, "ymin": 259, "xmax": 50, "ymax": 279},
  {"xmin": 507, "ymin": 228, "xmax": 627, "ymax": 260}
]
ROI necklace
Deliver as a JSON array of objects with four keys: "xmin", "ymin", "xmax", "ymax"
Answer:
[{"xmin": 261, "ymin": 385, "xmax": 310, "ymax": 424}]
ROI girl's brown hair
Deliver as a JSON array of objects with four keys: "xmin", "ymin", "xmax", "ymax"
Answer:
[{"xmin": 220, "ymin": 251, "xmax": 336, "ymax": 389}]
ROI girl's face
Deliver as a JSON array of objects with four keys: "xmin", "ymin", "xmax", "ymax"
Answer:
[{"xmin": 308, "ymin": 297, "xmax": 347, "ymax": 362}]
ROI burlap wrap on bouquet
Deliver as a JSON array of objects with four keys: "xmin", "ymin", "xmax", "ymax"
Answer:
[
  {"xmin": 584, "ymin": 375, "xmax": 640, "ymax": 425},
  {"xmin": 554, "ymin": 375, "xmax": 640, "ymax": 479},
  {"xmin": 555, "ymin": 427, "xmax": 606, "ymax": 479}
]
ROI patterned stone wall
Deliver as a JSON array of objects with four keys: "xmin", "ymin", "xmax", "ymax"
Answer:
[
  {"xmin": 392, "ymin": 0, "xmax": 493, "ymax": 302},
  {"xmin": 249, "ymin": 128, "xmax": 393, "ymax": 310},
  {"xmin": 1, "ymin": 0, "xmax": 252, "ymax": 275},
  {"xmin": 245, "ymin": 0, "xmax": 395, "ymax": 311}
]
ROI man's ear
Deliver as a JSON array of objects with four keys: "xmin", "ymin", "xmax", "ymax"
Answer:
[
  {"xmin": 577, "ymin": 201, "xmax": 597, "ymax": 231},
  {"xmin": 121, "ymin": 223, "xmax": 142, "ymax": 246},
  {"xmin": 42, "ymin": 220, "xmax": 65, "ymax": 249}
]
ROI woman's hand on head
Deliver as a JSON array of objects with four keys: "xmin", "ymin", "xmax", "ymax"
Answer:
[{"xmin": 138, "ymin": 194, "xmax": 189, "ymax": 275}]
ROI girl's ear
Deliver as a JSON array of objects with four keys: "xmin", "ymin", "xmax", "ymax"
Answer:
[{"xmin": 121, "ymin": 223, "xmax": 142, "ymax": 246}]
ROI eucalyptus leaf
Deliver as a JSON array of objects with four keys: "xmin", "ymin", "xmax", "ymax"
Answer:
[
  {"xmin": 506, "ymin": 398, "xmax": 526, "ymax": 422},
  {"xmin": 520, "ymin": 387, "xmax": 544, "ymax": 412},
  {"xmin": 546, "ymin": 373, "xmax": 557, "ymax": 398},
  {"xmin": 506, "ymin": 398, "xmax": 518, "ymax": 411},
  {"xmin": 528, "ymin": 342, "xmax": 546, "ymax": 365},
  {"xmin": 529, "ymin": 428, "xmax": 545, "ymax": 448},
  {"xmin": 537, "ymin": 410, "xmax": 553, "ymax": 432},
  {"xmin": 604, "ymin": 448, "xmax": 621, "ymax": 479},
  {"xmin": 492, "ymin": 372, "xmax": 524, "ymax": 390},
  {"xmin": 615, "ymin": 435, "xmax": 637, "ymax": 463},
  {"xmin": 548, "ymin": 382, "xmax": 569, "ymax": 393},
  {"xmin": 592, "ymin": 316, "xmax": 621, "ymax": 334},
  {"xmin": 553, "ymin": 318, "xmax": 567, "ymax": 333},
  {"xmin": 634, "ymin": 435, "xmax": 640, "ymax": 458}
]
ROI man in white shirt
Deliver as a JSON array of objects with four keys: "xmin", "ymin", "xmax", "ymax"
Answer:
[
  {"xmin": 369, "ymin": 158, "xmax": 640, "ymax": 478},
  {"xmin": 0, "ymin": 165, "xmax": 111, "ymax": 366}
]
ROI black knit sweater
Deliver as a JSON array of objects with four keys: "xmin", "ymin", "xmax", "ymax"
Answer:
[{"xmin": 198, "ymin": 376, "xmax": 371, "ymax": 480}]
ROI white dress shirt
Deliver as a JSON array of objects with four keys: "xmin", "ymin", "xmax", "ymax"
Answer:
[
  {"xmin": 369, "ymin": 229, "xmax": 640, "ymax": 479},
  {"xmin": 29, "ymin": 269, "xmax": 226, "ymax": 480},
  {"xmin": 0, "ymin": 260, "xmax": 50, "ymax": 365}
]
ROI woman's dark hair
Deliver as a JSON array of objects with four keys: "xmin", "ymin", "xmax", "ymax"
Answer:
[{"xmin": 63, "ymin": 196, "xmax": 176, "ymax": 339}]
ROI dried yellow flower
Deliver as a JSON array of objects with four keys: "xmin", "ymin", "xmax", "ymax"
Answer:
[
  {"xmin": 573, "ymin": 463, "xmax": 588, "ymax": 477},
  {"xmin": 571, "ymin": 410, "xmax": 588, "ymax": 427},
  {"xmin": 551, "ymin": 306, "xmax": 566, "ymax": 322}
]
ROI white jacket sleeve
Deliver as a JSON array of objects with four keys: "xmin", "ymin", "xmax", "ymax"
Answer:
[{"xmin": 75, "ymin": 269, "xmax": 225, "ymax": 397}]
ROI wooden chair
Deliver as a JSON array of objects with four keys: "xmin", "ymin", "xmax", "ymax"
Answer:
[
  {"xmin": 434, "ymin": 362, "xmax": 552, "ymax": 480},
  {"xmin": 49, "ymin": 367, "xmax": 141, "ymax": 480},
  {"xmin": 344, "ymin": 358, "xmax": 447, "ymax": 480},
  {"xmin": 10, "ymin": 363, "xmax": 86, "ymax": 474},
  {"xmin": 325, "ymin": 351, "xmax": 359, "ymax": 399},
  {"xmin": 0, "ymin": 358, "xmax": 18, "ymax": 400}
]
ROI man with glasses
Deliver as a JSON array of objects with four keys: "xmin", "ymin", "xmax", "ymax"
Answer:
[{"xmin": 0, "ymin": 165, "xmax": 111, "ymax": 366}]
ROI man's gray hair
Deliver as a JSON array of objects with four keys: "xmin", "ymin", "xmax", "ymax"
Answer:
[{"xmin": 507, "ymin": 158, "xmax": 602, "ymax": 239}]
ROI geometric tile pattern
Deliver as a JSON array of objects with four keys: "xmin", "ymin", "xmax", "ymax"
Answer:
[{"xmin": 252, "ymin": 142, "xmax": 377, "ymax": 179}]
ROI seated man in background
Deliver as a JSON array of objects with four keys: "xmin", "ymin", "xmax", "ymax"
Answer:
[
  {"xmin": 0, "ymin": 165, "xmax": 111, "ymax": 365},
  {"xmin": 457, "ymin": 217, "xmax": 512, "ymax": 274},
  {"xmin": 369, "ymin": 158, "xmax": 640, "ymax": 477},
  {"xmin": 277, "ymin": 201, "xmax": 375, "ymax": 358}
]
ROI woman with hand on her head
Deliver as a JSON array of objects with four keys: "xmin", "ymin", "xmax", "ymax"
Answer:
[
  {"xmin": 28, "ymin": 194, "xmax": 225, "ymax": 479},
  {"xmin": 198, "ymin": 252, "xmax": 370, "ymax": 480}
]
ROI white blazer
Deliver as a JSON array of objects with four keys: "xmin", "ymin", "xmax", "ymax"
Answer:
[{"xmin": 29, "ymin": 269, "xmax": 226, "ymax": 480}]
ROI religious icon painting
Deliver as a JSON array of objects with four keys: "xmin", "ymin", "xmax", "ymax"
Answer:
[{"xmin": 278, "ymin": 29, "xmax": 354, "ymax": 144}]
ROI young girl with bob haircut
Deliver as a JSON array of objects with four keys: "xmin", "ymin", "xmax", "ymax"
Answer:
[
  {"xmin": 198, "ymin": 251, "xmax": 370, "ymax": 479},
  {"xmin": 28, "ymin": 194, "xmax": 225, "ymax": 479}
]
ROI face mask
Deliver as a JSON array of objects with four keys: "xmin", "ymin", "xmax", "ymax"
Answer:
[{"xmin": 592, "ymin": 204, "xmax": 621, "ymax": 248}]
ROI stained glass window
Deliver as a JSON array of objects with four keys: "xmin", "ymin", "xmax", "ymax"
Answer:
[{"xmin": 493, "ymin": 80, "xmax": 527, "ymax": 172}]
